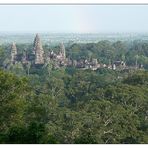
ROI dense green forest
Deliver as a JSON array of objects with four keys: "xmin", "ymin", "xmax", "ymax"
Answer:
[
  {"xmin": 0, "ymin": 40, "xmax": 148, "ymax": 144},
  {"xmin": 67, "ymin": 40, "xmax": 148, "ymax": 69},
  {"xmin": 1, "ymin": 39, "xmax": 148, "ymax": 69}
]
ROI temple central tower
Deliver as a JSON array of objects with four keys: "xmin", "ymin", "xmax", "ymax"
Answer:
[
  {"xmin": 11, "ymin": 42, "xmax": 17, "ymax": 64},
  {"xmin": 59, "ymin": 42, "xmax": 66, "ymax": 59},
  {"xmin": 33, "ymin": 34, "xmax": 44, "ymax": 64}
]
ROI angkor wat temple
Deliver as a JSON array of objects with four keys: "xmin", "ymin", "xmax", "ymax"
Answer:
[{"xmin": 10, "ymin": 34, "xmax": 127, "ymax": 71}]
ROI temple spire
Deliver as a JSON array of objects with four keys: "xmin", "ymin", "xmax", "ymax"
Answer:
[
  {"xmin": 59, "ymin": 42, "xmax": 66, "ymax": 59},
  {"xmin": 11, "ymin": 42, "xmax": 17, "ymax": 64},
  {"xmin": 33, "ymin": 33, "xmax": 44, "ymax": 64}
]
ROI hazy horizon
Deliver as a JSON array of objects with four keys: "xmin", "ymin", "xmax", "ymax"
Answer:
[{"xmin": 0, "ymin": 5, "xmax": 148, "ymax": 33}]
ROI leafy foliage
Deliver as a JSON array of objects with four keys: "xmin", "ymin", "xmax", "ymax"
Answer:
[{"xmin": 0, "ymin": 40, "xmax": 148, "ymax": 144}]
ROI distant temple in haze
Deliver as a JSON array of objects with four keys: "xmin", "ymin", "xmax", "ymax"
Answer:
[
  {"xmin": 33, "ymin": 34, "xmax": 45, "ymax": 64},
  {"xmin": 10, "ymin": 33, "xmax": 67, "ymax": 67},
  {"xmin": 10, "ymin": 33, "xmax": 45, "ymax": 65},
  {"xmin": 11, "ymin": 42, "xmax": 17, "ymax": 64},
  {"xmin": 10, "ymin": 33, "xmax": 129, "ymax": 71}
]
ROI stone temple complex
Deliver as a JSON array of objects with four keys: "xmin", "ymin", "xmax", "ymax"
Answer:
[
  {"xmin": 10, "ymin": 34, "xmax": 67, "ymax": 67},
  {"xmin": 10, "ymin": 33, "xmax": 127, "ymax": 71}
]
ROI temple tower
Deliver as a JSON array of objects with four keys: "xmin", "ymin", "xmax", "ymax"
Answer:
[
  {"xmin": 59, "ymin": 42, "xmax": 66, "ymax": 59},
  {"xmin": 22, "ymin": 49, "xmax": 28, "ymax": 64},
  {"xmin": 33, "ymin": 34, "xmax": 44, "ymax": 64},
  {"xmin": 11, "ymin": 42, "xmax": 17, "ymax": 64}
]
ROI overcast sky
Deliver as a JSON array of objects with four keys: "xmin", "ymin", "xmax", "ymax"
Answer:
[{"xmin": 0, "ymin": 5, "xmax": 148, "ymax": 33}]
